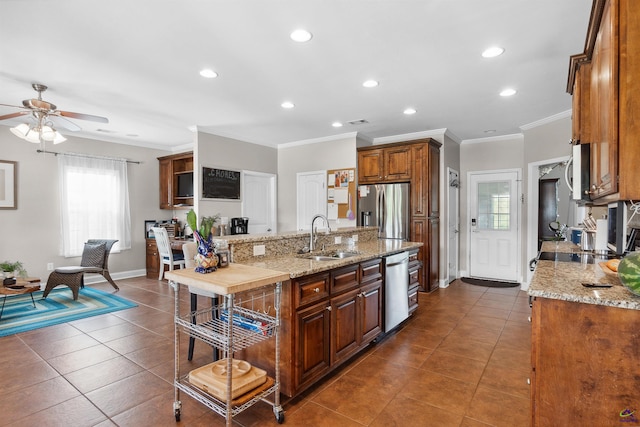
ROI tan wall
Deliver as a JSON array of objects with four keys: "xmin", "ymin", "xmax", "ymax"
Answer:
[
  {"xmin": 0, "ymin": 127, "xmax": 171, "ymax": 280},
  {"xmin": 277, "ymin": 135, "xmax": 357, "ymax": 232}
]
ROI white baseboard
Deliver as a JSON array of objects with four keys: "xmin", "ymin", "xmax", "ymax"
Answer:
[{"xmin": 84, "ymin": 269, "xmax": 147, "ymax": 285}]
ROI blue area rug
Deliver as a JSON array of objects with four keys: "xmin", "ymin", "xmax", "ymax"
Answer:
[{"xmin": 0, "ymin": 287, "xmax": 137, "ymax": 337}]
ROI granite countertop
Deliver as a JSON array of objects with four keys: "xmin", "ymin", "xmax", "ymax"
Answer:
[
  {"xmin": 529, "ymin": 241, "xmax": 640, "ymax": 310},
  {"xmin": 238, "ymin": 239, "xmax": 422, "ymax": 279}
]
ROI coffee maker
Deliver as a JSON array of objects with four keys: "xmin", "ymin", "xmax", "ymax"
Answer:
[{"xmin": 230, "ymin": 217, "xmax": 249, "ymax": 235}]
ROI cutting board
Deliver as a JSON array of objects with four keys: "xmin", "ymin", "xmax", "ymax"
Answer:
[{"xmin": 189, "ymin": 359, "xmax": 267, "ymax": 400}]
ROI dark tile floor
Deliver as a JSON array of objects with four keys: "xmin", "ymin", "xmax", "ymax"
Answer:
[{"xmin": 0, "ymin": 277, "xmax": 531, "ymax": 426}]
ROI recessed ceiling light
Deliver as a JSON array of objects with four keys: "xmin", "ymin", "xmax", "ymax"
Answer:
[
  {"xmin": 362, "ymin": 80, "xmax": 379, "ymax": 88},
  {"xmin": 281, "ymin": 101, "xmax": 295, "ymax": 109},
  {"xmin": 199, "ymin": 69, "xmax": 218, "ymax": 78},
  {"xmin": 482, "ymin": 46, "xmax": 505, "ymax": 58},
  {"xmin": 403, "ymin": 108, "xmax": 417, "ymax": 115},
  {"xmin": 290, "ymin": 29, "xmax": 312, "ymax": 42},
  {"xmin": 500, "ymin": 88, "xmax": 517, "ymax": 97},
  {"xmin": 332, "ymin": 122, "xmax": 343, "ymax": 128}
]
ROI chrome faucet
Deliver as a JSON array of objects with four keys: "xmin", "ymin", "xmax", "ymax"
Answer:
[{"xmin": 310, "ymin": 214, "xmax": 331, "ymax": 252}]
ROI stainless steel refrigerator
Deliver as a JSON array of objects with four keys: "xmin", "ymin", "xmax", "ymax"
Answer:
[{"xmin": 357, "ymin": 183, "xmax": 410, "ymax": 240}]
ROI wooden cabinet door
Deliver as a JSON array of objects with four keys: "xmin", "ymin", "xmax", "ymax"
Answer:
[
  {"xmin": 159, "ymin": 158, "xmax": 172, "ymax": 209},
  {"xmin": 572, "ymin": 61, "xmax": 592, "ymax": 144},
  {"xmin": 384, "ymin": 146, "xmax": 411, "ymax": 181},
  {"xmin": 330, "ymin": 289, "xmax": 359, "ymax": 365},
  {"xmin": 411, "ymin": 144, "xmax": 427, "ymax": 217},
  {"xmin": 589, "ymin": 0, "xmax": 618, "ymax": 199},
  {"xmin": 411, "ymin": 218, "xmax": 427, "ymax": 290},
  {"xmin": 357, "ymin": 149, "xmax": 384, "ymax": 183},
  {"xmin": 429, "ymin": 142, "xmax": 440, "ymax": 216},
  {"xmin": 296, "ymin": 301, "xmax": 331, "ymax": 387},
  {"xmin": 146, "ymin": 238, "xmax": 159, "ymax": 278},
  {"xmin": 359, "ymin": 280, "xmax": 383, "ymax": 344}
]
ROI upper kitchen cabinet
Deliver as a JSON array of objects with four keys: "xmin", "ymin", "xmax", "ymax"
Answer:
[
  {"xmin": 568, "ymin": 0, "xmax": 640, "ymax": 201},
  {"xmin": 569, "ymin": 55, "xmax": 592, "ymax": 145},
  {"xmin": 158, "ymin": 152, "xmax": 194, "ymax": 210},
  {"xmin": 357, "ymin": 145, "xmax": 411, "ymax": 183}
]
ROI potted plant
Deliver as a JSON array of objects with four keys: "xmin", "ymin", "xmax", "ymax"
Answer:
[{"xmin": 0, "ymin": 261, "xmax": 27, "ymax": 279}]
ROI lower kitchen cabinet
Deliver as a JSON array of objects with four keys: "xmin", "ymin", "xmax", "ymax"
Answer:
[
  {"xmin": 531, "ymin": 297, "xmax": 640, "ymax": 425},
  {"xmin": 239, "ymin": 258, "xmax": 386, "ymax": 398},
  {"xmin": 296, "ymin": 299, "xmax": 331, "ymax": 387}
]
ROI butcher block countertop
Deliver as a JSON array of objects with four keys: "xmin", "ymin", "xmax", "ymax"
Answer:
[
  {"xmin": 528, "ymin": 241, "xmax": 640, "ymax": 310},
  {"xmin": 165, "ymin": 263, "xmax": 290, "ymax": 295}
]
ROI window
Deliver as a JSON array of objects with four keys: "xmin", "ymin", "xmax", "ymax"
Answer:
[
  {"xmin": 59, "ymin": 154, "xmax": 131, "ymax": 257},
  {"xmin": 477, "ymin": 181, "xmax": 511, "ymax": 231}
]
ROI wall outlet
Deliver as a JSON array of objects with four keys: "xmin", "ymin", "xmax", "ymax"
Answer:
[
  {"xmin": 352, "ymin": 234, "xmax": 359, "ymax": 242},
  {"xmin": 334, "ymin": 236, "xmax": 342, "ymax": 244},
  {"xmin": 47, "ymin": 263, "xmax": 54, "ymax": 271},
  {"xmin": 253, "ymin": 245, "xmax": 266, "ymax": 256}
]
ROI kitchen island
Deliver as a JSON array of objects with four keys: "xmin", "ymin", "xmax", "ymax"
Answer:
[
  {"xmin": 529, "ymin": 241, "xmax": 640, "ymax": 426},
  {"xmin": 194, "ymin": 227, "xmax": 423, "ymax": 397}
]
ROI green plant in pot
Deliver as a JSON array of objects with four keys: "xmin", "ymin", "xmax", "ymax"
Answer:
[
  {"xmin": 186, "ymin": 209, "xmax": 221, "ymax": 273},
  {"xmin": 0, "ymin": 261, "xmax": 27, "ymax": 279}
]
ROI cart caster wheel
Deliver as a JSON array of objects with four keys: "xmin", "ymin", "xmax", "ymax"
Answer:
[
  {"xmin": 175, "ymin": 410, "xmax": 181, "ymax": 422},
  {"xmin": 275, "ymin": 410, "xmax": 284, "ymax": 424}
]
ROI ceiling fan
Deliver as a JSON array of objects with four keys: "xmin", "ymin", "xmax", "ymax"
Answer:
[{"xmin": 0, "ymin": 83, "xmax": 108, "ymax": 143}]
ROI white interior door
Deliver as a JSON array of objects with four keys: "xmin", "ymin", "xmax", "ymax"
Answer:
[
  {"xmin": 468, "ymin": 170, "xmax": 520, "ymax": 282},
  {"xmin": 448, "ymin": 168, "xmax": 460, "ymax": 283},
  {"xmin": 243, "ymin": 171, "xmax": 277, "ymax": 234},
  {"xmin": 297, "ymin": 171, "xmax": 326, "ymax": 231}
]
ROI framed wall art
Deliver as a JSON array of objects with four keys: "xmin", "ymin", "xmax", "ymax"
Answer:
[{"xmin": 0, "ymin": 160, "xmax": 17, "ymax": 210}]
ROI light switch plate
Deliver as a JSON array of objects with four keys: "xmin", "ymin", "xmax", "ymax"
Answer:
[
  {"xmin": 253, "ymin": 245, "xmax": 266, "ymax": 256},
  {"xmin": 352, "ymin": 234, "xmax": 358, "ymax": 242},
  {"xmin": 334, "ymin": 236, "xmax": 342, "ymax": 244}
]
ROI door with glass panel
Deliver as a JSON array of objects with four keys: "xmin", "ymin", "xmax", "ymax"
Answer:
[{"xmin": 468, "ymin": 170, "xmax": 520, "ymax": 282}]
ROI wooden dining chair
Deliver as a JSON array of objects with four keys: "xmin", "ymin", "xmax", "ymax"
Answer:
[{"xmin": 152, "ymin": 227, "xmax": 185, "ymax": 280}]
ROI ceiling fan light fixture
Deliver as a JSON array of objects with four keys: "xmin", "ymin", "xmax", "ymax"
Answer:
[
  {"xmin": 24, "ymin": 128, "xmax": 42, "ymax": 144},
  {"xmin": 52, "ymin": 131, "xmax": 67, "ymax": 144},
  {"xmin": 41, "ymin": 125, "xmax": 56, "ymax": 142},
  {"xmin": 10, "ymin": 123, "xmax": 30, "ymax": 139}
]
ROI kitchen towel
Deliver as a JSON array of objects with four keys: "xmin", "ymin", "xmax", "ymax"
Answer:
[{"xmin": 595, "ymin": 219, "xmax": 608, "ymax": 251}]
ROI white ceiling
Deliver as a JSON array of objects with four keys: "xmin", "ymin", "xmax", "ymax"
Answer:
[{"xmin": 0, "ymin": 0, "xmax": 592, "ymax": 150}]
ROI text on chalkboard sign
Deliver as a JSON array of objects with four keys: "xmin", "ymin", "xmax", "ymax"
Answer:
[{"xmin": 201, "ymin": 166, "xmax": 241, "ymax": 200}]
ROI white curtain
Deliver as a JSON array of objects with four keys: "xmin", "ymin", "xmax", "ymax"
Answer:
[{"xmin": 59, "ymin": 154, "xmax": 131, "ymax": 257}]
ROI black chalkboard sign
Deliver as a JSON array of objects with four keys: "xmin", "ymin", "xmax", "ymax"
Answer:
[{"xmin": 202, "ymin": 166, "xmax": 242, "ymax": 200}]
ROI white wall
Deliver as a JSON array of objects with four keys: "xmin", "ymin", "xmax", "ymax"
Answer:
[
  {"xmin": 277, "ymin": 135, "xmax": 357, "ymax": 232},
  {"xmin": 0, "ymin": 127, "xmax": 172, "ymax": 280}
]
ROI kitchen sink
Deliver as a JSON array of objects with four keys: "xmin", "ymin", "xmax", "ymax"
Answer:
[{"xmin": 299, "ymin": 251, "xmax": 360, "ymax": 261}]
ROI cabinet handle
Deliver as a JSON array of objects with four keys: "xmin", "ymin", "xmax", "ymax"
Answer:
[
  {"xmin": 314, "ymin": 287, "xmax": 320, "ymax": 293},
  {"xmin": 326, "ymin": 306, "xmax": 332, "ymax": 311},
  {"xmin": 527, "ymin": 378, "xmax": 531, "ymax": 385},
  {"xmin": 528, "ymin": 316, "xmax": 531, "ymax": 323}
]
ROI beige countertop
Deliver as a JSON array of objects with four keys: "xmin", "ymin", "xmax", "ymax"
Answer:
[
  {"xmin": 239, "ymin": 239, "xmax": 423, "ymax": 279},
  {"xmin": 528, "ymin": 241, "xmax": 640, "ymax": 310}
]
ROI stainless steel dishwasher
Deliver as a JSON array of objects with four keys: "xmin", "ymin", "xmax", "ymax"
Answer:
[{"xmin": 384, "ymin": 251, "xmax": 409, "ymax": 332}]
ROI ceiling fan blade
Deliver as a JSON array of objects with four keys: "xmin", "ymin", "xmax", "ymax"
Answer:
[
  {"xmin": 49, "ymin": 115, "xmax": 82, "ymax": 131},
  {"xmin": 59, "ymin": 110, "xmax": 109, "ymax": 123},
  {"xmin": 23, "ymin": 98, "xmax": 56, "ymax": 111},
  {"xmin": 0, "ymin": 103, "xmax": 27, "ymax": 109},
  {"xmin": 0, "ymin": 111, "xmax": 30, "ymax": 121}
]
